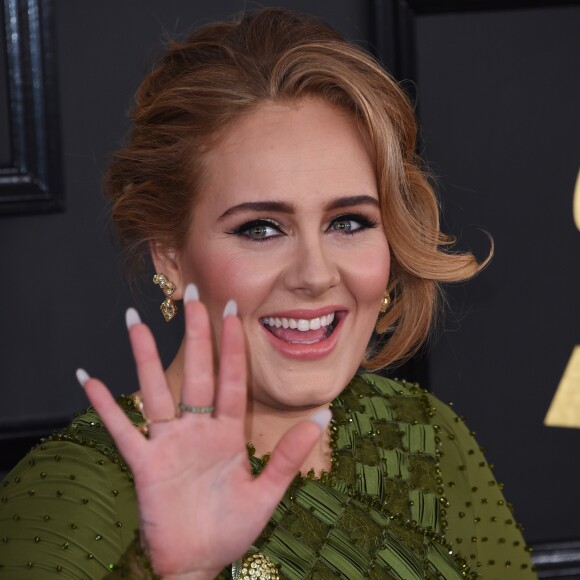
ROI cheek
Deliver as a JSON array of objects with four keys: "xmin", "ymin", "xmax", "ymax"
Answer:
[
  {"xmin": 180, "ymin": 249, "xmax": 236, "ymax": 342},
  {"xmin": 346, "ymin": 241, "xmax": 391, "ymax": 303},
  {"xmin": 184, "ymin": 248, "xmax": 275, "ymax": 327}
]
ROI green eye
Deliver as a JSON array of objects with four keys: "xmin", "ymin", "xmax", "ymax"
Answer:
[
  {"xmin": 334, "ymin": 220, "xmax": 353, "ymax": 231},
  {"xmin": 331, "ymin": 218, "xmax": 361, "ymax": 232},
  {"xmin": 247, "ymin": 224, "xmax": 272, "ymax": 238},
  {"xmin": 234, "ymin": 219, "xmax": 282, "ymax": 240},
  {"xmin": 329, "ymin": 213, "xmax": 378, "ymax": 234}
]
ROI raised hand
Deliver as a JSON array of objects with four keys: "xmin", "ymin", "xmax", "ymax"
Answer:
[{"xmin": 79, "ymin": 284, "xmax": 330, "ymax": 579}]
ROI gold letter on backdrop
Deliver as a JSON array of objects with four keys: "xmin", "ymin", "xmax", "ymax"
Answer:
[{"xmin": 545, "ymin": 168, "xmax": 580, "ymax": 428}]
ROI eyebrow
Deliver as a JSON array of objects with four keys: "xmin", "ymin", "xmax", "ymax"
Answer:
[{"xmin": 218, "ymin": 195, "xmax": 379, "ymax": 220}]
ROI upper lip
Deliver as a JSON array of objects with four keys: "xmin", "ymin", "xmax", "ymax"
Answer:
[{"xmin": 260, "ymin": 306, "xmax": 346, "ymax": 320}]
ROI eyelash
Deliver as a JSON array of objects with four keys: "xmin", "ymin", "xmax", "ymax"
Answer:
[{"xmin": 230, "ymin": 213, "xmax": 380, "ymax": 242}]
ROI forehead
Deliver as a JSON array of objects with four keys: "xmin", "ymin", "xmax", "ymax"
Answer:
[{"xmin": 195, "ymin": 98, "xmax": 378, "ymax": 213}]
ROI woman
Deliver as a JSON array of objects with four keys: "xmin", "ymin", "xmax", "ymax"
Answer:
[{"xmin": 0, "ymin": 8, "xmax": 535, "ymax": 579}]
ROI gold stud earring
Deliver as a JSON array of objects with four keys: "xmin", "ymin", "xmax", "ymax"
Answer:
[
  {"xmin": 153, "ymin": 273, "xmax": 178, "ymax": 322},
  {"xmin": 379, "ymin": 291, "xmax": 391, "ymax": 313}
]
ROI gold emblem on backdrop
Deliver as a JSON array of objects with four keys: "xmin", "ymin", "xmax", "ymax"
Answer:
[
  {"xmin": 545, "ymin": 346, "xmax": 580, "ymax": 428},
  {"xmin": 574, "ymin": 168, "xmax": 580, "ymax": 232},
  {"xmin": 545, "ymin": 168, "xmax": 580, "ymax": 428}
]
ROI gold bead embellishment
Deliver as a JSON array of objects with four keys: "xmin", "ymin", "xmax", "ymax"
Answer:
[
  {"xmin": 379, "ymin": 291, "xmax": 391, "ymax": 313},
  {"xmin": 232, "ymin": 549, "xmax": 279, "ymax": 580},
  {"xmin": 153, "ymin": 273, "xmax": 177, "ymax": 322}
]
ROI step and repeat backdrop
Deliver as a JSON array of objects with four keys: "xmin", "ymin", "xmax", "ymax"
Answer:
[{"xmin": 1, "ymin": 1, "xmax": 579, "ymax": 572}]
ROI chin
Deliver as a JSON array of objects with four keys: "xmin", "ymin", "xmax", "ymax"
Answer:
[{"xmin": 251, "ymin": 367, "xmax": 357, "ymax": 411}]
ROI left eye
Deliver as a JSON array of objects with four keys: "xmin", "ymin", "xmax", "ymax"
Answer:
[
  {"xmin": 246, "ymin": 224, "xmax": 278, "ymax": 238},
  {"xmin": 330, "ymin": 216, "xmax": 365, "ymax": 233}
]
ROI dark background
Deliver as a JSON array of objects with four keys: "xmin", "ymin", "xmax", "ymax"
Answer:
[{"xmin": 1, "ymin": 0, "xmax": 579, "ymax": 568}]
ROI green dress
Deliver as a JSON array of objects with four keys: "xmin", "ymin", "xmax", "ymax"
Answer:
[{"xmin": 0, "ymin": 374, "xmax": 536, "ymax": 579}]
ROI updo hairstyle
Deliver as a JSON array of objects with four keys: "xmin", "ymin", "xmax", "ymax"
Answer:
[{"xmin": 104, "ymin": 8, "xmax": 486, "ymax": 370}]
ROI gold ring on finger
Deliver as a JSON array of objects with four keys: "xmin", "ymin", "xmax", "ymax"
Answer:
[{"xmin": 137, "ymin": 415, "xmax": 176, "ymax": 436}]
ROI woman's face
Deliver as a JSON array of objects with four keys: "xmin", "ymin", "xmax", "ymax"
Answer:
[{"xmin": 174, "ymin": 99, "xmax": 390, "ymax": 410}]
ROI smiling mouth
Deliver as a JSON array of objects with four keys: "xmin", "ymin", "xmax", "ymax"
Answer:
[{"xmin": 260, "ymin": 312, "xmax": 339, "ymax": 344}]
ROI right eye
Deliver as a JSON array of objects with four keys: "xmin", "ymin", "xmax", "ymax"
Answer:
[{"xmin": 234, "ymin": 219, "xmax": 283, "ymax": 241}]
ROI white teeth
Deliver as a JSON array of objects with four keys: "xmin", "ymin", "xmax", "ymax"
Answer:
[{"xmin": 261, "ymin": 313, "xmax": 337, "ymax": 332}]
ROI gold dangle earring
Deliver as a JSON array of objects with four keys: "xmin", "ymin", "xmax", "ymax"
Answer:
[
  {"xmin": 379, "ymin": 291, "xmax": 391, "ymax": 313},
  {"xmin": 153, "ymin": 273, "xmax": 178, "ymax": 322}
]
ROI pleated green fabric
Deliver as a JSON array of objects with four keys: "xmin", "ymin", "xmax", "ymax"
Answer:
[{"xmin": 0, "ymin": 374, "xmax": 536, "ymax": 579}]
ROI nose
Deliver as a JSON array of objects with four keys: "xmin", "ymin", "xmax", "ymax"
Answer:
[{"xmin": 283, "ymin": 236, "xmax": 340, "ymax": 297}]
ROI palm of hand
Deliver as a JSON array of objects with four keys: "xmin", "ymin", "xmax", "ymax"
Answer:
[{"xmin": 83, "ymin": 296, "xmax": 324, "ymax": 579}]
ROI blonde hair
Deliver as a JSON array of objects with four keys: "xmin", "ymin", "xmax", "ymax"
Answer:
[{"xmin": 105, "ymin": 8, "xmax": 488, "ymax": 370}]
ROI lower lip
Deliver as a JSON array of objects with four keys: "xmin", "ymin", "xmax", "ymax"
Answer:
[{"xmin": 260, "ymin": 313, "xmax": 346, "ymax": 360}]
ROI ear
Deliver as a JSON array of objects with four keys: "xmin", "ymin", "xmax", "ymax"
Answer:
[{"xmin": 150, "ymin": 242, "xmax": 185, "ymax": 300}]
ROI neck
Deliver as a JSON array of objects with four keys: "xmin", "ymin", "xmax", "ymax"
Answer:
[
  {"xmin": 245, "ymin": 399, "xmax": 333, "ymax": 476},
  {"xmin": 164, "ymin": 341, "xmax": 333, "ymax": 476}
]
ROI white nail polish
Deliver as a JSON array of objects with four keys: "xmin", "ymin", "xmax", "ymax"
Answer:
[
  {"xmin": 223, "ymin": 299, "xmax": 238, "ymax": 318},
  {"xmin": 76, "ymin": 368, "xmax": 90, "ymax": 387},
  {"xmin": 184, "ymin": 283, "xmax": 199, "ymax": 303},
  {"xmin": 310, "ymin": 409, "xmax": 332, "ymax": 431},
  {"xmin": 126, "ymin": 307, "xmax": 141, "ymax": 329}
]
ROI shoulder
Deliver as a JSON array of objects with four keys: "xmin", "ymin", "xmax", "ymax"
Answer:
[{"xmin": 348, "ymin": 373, "xmax": 492, "ymax": 470}]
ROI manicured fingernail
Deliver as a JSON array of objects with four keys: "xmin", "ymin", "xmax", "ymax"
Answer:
[
  {"xmin": 223, "ymin": 299, "xmax": 237, "ymax": 318},
  {"xmin": 76, "ymin": 368, "xmax": 90, "ymax": 387},
  {"xmin": 309, "ymin": 409, "xmax": 332, "ymax": 431},
  {"xmin": 126, "ymin": 307, "xmax": 141, "ymax": 329},
  {"xmin": 184, "ymin": 283, "xmax": 199, "ymax": 303}
]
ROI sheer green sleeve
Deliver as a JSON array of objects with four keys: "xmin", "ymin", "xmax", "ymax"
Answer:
[
  {"xmin": 426, "ymin": 393, "xmax": 536, "ymax": 579},
  {"xmin": 0, "ymin": 438, "xmax": 139, "ymax": 578}
]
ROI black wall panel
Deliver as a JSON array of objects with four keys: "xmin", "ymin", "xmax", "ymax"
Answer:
[{"xmin": 413, "ymin": 5, "xmax": 580, "ymax": 543}]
